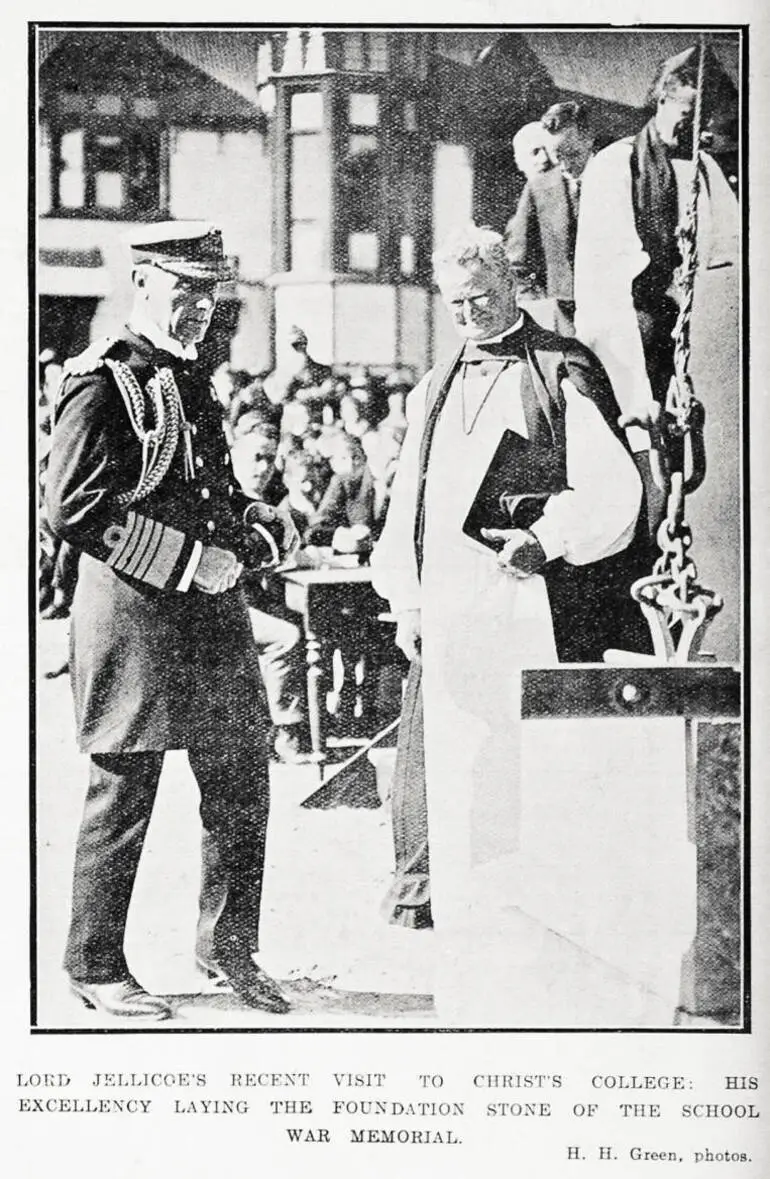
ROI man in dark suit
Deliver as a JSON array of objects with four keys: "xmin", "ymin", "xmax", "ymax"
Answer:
[
  {"xmin": 304, "ymin": 432, "xmax": 390, "ymax": 552},
  {"xmin": 46, "ymin": 221, "xmax": 297, "ymax": 1020},
  {"xmin": 505, "ymin": 101, "xmax": 596, "ymax": 335}
]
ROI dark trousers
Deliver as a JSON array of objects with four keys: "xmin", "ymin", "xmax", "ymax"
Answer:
[
  {"xmin": 250, "ymin": 605, "xmax": 304, "ymax": 727},
  {"xmin": 636, "ymin": 301, "xmax": 678, "ymax": 406},
  {"xmin": 63, "ymin": 741, "xmax": 270, "ymax": 984},
  {"xmin": 380, "ymin": 657, "xmax": 432, "ymax": 929}
]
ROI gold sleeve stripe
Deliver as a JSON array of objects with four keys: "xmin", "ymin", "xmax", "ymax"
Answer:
[
  {"xmin": 132, "ymin": 520, "xmax": 166, "ymax": 581},
  {"xmin": 141, "ymin": 525, "xmax": 187, "ymax": 589},
  {"xmin": 119, "ymin": 515, "xmax": 159, "ymax": 577},
  {"xmin": 105, "ymin": 511, "xmax": 188, "ymax": 589},
  {"xmin": 105, "ymin": 511, "xmax": 152, "ymax": 572}
]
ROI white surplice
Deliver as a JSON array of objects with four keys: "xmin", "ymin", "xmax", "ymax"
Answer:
[
  {"xmin": 574, "ymin": 140, "xmax": 740, "ymax": 452},
  {"xmin": 371, "ymin": 349, "xmax": 642, "ymax": 1022}
]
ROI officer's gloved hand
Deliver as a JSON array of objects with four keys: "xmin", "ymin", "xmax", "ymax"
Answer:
[
  {"xmin": 243, "ymin": 501, "xmax": 300, "ymax": 569},
  {"xmin": 194, "ymin": 545, "xmax": 243, "ymax": 594}
]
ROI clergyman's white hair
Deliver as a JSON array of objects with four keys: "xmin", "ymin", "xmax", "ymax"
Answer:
[{"xmin": 432, "ymin": 224, "xmax": 512, "ymax": 281}]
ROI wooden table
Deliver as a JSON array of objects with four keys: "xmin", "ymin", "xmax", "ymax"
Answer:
[{"xmin": 277, "ymin": 565, "xmax": 394, "ymax": 760}]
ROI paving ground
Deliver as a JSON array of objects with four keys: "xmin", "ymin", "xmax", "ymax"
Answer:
[
  {"xmin": 36, "ymin": 618, "xmax": 436, "ymax": 1030},
  {"xmin": 35, "ymin": 618, "xmax": 725, "ymax": 1032}
]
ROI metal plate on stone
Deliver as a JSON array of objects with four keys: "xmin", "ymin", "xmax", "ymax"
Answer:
[{"xmin": 521, "ymin": 665, "xmax": 741, "ymax": 719}]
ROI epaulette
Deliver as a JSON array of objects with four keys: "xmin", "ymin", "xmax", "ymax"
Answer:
[{"xmin": 61, "ymin": 335, "xmax": 118, "ymax": 379}]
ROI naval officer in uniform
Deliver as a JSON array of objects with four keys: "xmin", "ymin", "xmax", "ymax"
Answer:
[{"xmin": 46, "ymin": 221, "xmax": 296, "ymax": 1019}]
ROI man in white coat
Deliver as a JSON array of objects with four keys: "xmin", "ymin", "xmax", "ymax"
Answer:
[
  {"xmin": 574, "ymin": 46, "xmax": 739, "ymax": 532},
  {"xmin": 370, "ymin": 225, "xmax": 649, "ymax": 1023}
]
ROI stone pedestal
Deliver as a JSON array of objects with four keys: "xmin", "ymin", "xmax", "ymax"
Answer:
[{"xmin": 519, "ymin": 665, "xmax": 743, "ymax": 1026}]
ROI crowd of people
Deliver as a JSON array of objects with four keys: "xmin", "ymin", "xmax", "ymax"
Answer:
[
  {"xmin": 38, "ymin": 43, "xmax": 739, "ymax": 1024},
  {"xmin": 38, "ymin": 325, "xmax": 412, "ymax": 758},
  {"xmin": 40, "ymin": 332, "xmax": 412, "ymax": 611},
  {"xmin": 216, "ymin": 333, "xmax": 410, "ymax": 557}
]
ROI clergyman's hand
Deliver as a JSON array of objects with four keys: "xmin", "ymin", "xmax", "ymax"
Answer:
[
  {"xmin": 618, "ymin": 398, "xmax": 663, "ymax": 439},
  {"xmin": 193, "ymin": 545, "xmax": 243, "ymax": 594},
  {"xmin": 618, "ymin": 399, "xmax": 670, "ymax": 492},
  {"xmin": 481, "ymin": 527, "xmax": 547, "ymax": 577},
  {"xmin": 395, "ymin": 609, "xmax": 422, "ymax": 662}
]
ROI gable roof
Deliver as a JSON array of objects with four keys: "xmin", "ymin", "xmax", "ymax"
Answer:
[
  {"xmin": 155, "ymin": 30, "xmax": 262, "ymax": 107},
  {"xmin": 524, "ymin": 29, "xmax": 739, "ymax": 109},
  {"xmin": 37, "ymin": 28, "xmax": 264, "ymax": 113}
]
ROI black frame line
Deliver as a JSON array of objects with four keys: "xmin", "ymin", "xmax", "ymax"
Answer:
[{"xmin": 28, "ymin": 19, "xmax": 752, "ymax": 1036}]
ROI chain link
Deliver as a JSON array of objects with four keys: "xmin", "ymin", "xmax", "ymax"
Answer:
[{"xmin": 628, "ymin": 36, "xmax": 725, "ymax": 663}]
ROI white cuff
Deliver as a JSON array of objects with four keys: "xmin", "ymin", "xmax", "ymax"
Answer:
[
  {"xmin": 177, "ymin": 540, "xmax": 203, "ymax": 592},
  {"xmin": 625, "ymin": 425, "xmax": 651, "ymax": 453},
  {"xmin": 528, "ymin": 514, "xmax": 565, "ymax": 562}
]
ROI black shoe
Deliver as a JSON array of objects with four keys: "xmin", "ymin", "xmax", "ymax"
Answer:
[
  {"xmin": 70, "ymin": 975, "xmax": 172, "ymax": 1020},
  {"xmin": 195, "ymin": 954, "xmax": 231, "ymax": 988},
  {"xmin": 214, "ymin": 946, "xmax": 291, "ymax": 1014}
]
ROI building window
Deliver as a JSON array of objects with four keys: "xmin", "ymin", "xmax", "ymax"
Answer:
[
  {"xmin": 95, "ymin": 94, "xmax": 122, "ymax": 116},
  {"xmin": 349, "ymin": 92, "xmax": 379, "ymax": 127},
  {"xmin": 400, "ymin": 34, "xmax": 429, "ymax": 80},
  {"xmin": 348, "ymin": 232, "xmax": 379, "ymax": 272},
  {"xmin": 92, "ymin": 132, "xmax": 125, "ymax": 208},
  {"xmin": 342, "ymin": 32, "xmax": 366, "ymax": 72},
  {"xmin": 133, "ymin": 97, "xmax": 159, "ymax": 119},
  {"xmin": 391, "ymin": 99, "xmax": 427, "ymax": 279},
  {"xmin": 340, "ymin": 31, "xmax": 390, "ymax": 73},
  {"xmin": 288, "ymin": 89, "xmax": 326, "ymax": 273},
  {"xmin": 399, "ymin": 234, "xmax": 416, "ymax": 276},
  {"xmin": 48, "ymin": 114, "xmax": 166, "ymax": 219},
  {"xmin": 290, "ymin": 91, "xmax": 323, "ymax": 131},
  {"xmin": 38, "ymin": 124, "xmax": 52, "ymax": 216},
  {"xmin": 57, "ymin": 129, "xmax": 86, "ymax": 209},
  {"xmin": 368, "ymin": 34, "xmax": 389, "ymax": 73},
  {"xmin": 276, "ymin": 70, "xmax": 431, "ymax": 281},
  {"xmin": 340, "ymin": 92, "xmax": 381, "ymax": 272}
]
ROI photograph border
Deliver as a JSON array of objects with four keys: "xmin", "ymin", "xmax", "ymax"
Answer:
[{"xmin": 28, "ymin": 17, "xmax": 752, "ymax": 1036}]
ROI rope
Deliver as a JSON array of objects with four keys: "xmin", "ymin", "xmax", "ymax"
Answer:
[
  {"xmin": 670, "ymin": 32, "xmax": 707, "ymax": 438},
  {"xmin": 105, "ymin": 360, "xmax": 182, "ymax": 507}
]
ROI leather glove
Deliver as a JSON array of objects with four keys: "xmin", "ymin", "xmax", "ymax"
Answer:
[{"xmin": 193, "ymin": 545, "xmax": 243, "ymax": 594}]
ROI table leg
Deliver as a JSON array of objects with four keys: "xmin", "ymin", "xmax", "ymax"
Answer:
[
  {"xmin": 334, "ymin": 638, "xmax": 360, "ymax": 736},
  {"xmin": 305, "ymin": 626, "xmax": 325, "ymax": 760}
]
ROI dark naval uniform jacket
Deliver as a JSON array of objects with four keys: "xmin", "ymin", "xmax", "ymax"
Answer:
[{"xmin": 46, "ymin": 328, "xmax": 267, "ymax": 754}]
